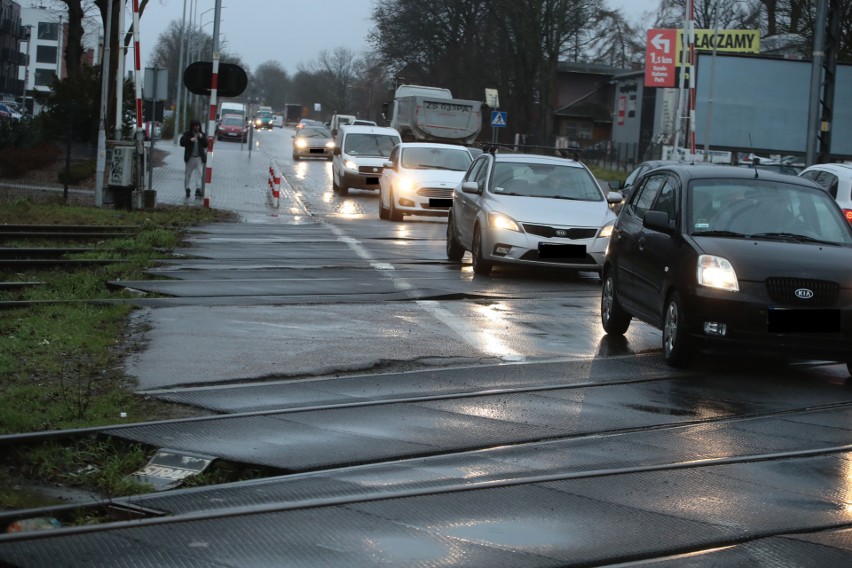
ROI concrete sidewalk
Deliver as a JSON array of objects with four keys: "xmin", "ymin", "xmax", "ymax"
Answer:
[{"xmin": 151, "ymin": 138, "xmax": 298, "ymax": 222}]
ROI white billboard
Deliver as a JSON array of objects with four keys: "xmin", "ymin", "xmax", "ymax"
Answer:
[{"xmin": 694, "ymin": 53, "xmax": 852, "ymax": 158}]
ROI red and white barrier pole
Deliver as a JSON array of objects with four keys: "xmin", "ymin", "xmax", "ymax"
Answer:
[
  {"xmin": 273, "ymin": 169, "xmax": 281, "ymax": 208},
  {"xmin": 687, "ymin": 0, "xmax": 696, "ymax": 157},
  {"xmin": 132, "ymin": 0, "xmax": 142, "ymax": 133},
  {"xmin": 202, "ymin": 53, "xmax": 219, "ymax": 208}
]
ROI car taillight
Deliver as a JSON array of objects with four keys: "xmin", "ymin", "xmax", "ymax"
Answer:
[{"xmin": 845, "ymin": 209, "xmax": 852, "ymax": 224}]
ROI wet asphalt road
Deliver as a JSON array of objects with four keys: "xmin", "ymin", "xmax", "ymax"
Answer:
[{"xmin": 2, "ymin": 128, "xmax": 852, "ymax": 567}]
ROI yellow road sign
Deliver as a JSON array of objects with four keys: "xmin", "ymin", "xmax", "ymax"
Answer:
[{"xmin": 676, "ymin": 29, "xmax": 760, "ymax": 65}]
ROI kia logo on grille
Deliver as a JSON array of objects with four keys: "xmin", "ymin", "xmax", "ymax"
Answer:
[
  {"xmin": 794, "ymin": 288, "xmax": 814, "ymax": 299},
  {"xmin": 555, "ymin": 229, "xmax": 567, "ymax": 237},
  {"xmin": 372, "ymin": 167, "xmax": 379, "ymax": 172}
]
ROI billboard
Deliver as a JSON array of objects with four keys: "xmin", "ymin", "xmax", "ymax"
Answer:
[{"xmin": 694, "ymin": 53, "xmax": 852, "ymax": 157}]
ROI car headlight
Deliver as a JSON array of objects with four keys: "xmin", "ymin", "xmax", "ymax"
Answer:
[
  {"xmin": 697, "ymin": 254, "xmax": 739, "ymax": 291},
  {"xmin": 326, "ymin": 141, "xmax": 335, "ymax": 149},
  {"xmin": 397, "ymin": 176, "xmax": 415, "ymax": 194},
  {"xmin": 344, "ymin": 160, "xmax": 358, "ymax": 171},
  {"xmin": 487, "ymin": 211, "xmax": 521, "ymax": 232},
  {"xmin": 294, "ymin": 139, "xmax": 307, "ymax": 149},
  {"xmin": 255, "ymin": 119, "xmax": 261, "ymax": 126},
  {"xmin": 597, "ymin": 222, "xmax": 614, "ymax": 239}
]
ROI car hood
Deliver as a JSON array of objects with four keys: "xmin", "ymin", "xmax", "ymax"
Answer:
[
  {"xmin": 488, "ymin": 195, "xmax": 616, "ymax": 227},
  {"xmin": 403, "ymin": 169, "xmax": 466, "ymax": 186},
  {"xmin": 693, "ymin": 236, "xmax": 852, "ymax": 283}
]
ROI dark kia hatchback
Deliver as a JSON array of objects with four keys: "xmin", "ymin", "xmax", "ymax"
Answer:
[{"xmin": 601, "ymin": 164, "xmax": 852, "ymax": 370}]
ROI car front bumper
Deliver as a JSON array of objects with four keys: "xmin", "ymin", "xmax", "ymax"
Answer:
[
  {"xmin": 483, "ymin": 227, "xmax": 608, "ymax": 270},
  {"xmin": 341, "ymin": 169, "xmax": 383, "ymax": 191},
  {"xmin": 393, "ymin": 187, "xmax": 453, "ymax": 215},
  {"xmin": 682, "ymin": 284, "xmax": 852, "ymax": 362}
]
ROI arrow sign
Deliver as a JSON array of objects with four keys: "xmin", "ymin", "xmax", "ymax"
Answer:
[
  {"xmin": 650, "ymin": 33, "xmax": 670, "ymax": 53},
  {"xmin": 645, "ymin": 29, "xmax": 677, "ymax": 88}
]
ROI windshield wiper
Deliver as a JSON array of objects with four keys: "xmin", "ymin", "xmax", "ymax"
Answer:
[
  {"xmin": 749, "ymin": 232, "xmax": 838, "ymax": 245},
  {"xmin": 692, "ymin": 230, "xmax": 747, "ymax": 238},
  {"xmin": 542, "ymin": 195, "xmax": 583, "ymax": 200}
]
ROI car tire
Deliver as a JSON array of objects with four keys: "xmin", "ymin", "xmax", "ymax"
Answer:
[
  {"xmin": 601, "ymin": 272, "xmax": 631, "ymax": 335},
  {"xmin": 389, "ymin": 190, "xmax": 404, "ymax": 222},
  {"xmin": 292, "ymin": 154, "xmax": 300, "ymax": 161},
  {"xmin": 446, "ymin": 216, "xmax": 465, "ymax": 261},
  {"xmin": 471, "ymin": 225, "xmax": 493, "ymax": 276},
  {"xmin": 338, "ymin": 179, "xmax": 349, "ymax": 196},
  {"xmin": 332, "ymin": 171, "xmax": 340, "ymax": 194},
  {"xmin": 663, "ymin": 291, "xmax": 694, "ymax": 368},
  {"xmin": 379, "ymin": 192, "xmax": 390, "ymax": 220}
]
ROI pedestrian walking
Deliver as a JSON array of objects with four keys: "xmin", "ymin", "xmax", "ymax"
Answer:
[{"xmin": 179, "ymin": 119, "xmax": 208, "ymax": 198}]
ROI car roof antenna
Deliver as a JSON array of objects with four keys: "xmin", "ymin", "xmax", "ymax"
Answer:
[{"xmin": 748, "ymin": 134, "xmax": 759, "ymax": 178}]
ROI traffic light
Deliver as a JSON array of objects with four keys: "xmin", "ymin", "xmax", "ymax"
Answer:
[{"xmin": 183, "ymin": 62, "xmax": 248, "ymax": 98}]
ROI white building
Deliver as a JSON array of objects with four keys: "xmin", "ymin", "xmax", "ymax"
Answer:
[{"xmin": 19, "ymin": 3, "xmax": 101, "ymax": 103}]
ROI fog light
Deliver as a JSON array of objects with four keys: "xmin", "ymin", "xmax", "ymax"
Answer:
[
  {"xmin": 400, "ymin": 198, "xmax": 415, "ymax": 207},
  {"xmin": 493, "ymin": 244, "xmax": 511, "ymax": 256},
  {"xmin": 703, "ymin": 322, "xmax": 727, "ymax": 336}
]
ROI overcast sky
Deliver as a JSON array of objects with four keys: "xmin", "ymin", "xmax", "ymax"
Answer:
[{"xmin": 136, "ymin": 0, "xmax": 660, "ymax": 76}]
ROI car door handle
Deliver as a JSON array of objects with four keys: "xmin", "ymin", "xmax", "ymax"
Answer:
[{"xmin": 638, "ymin": 236, "xmax": 646, "ymax": 251}]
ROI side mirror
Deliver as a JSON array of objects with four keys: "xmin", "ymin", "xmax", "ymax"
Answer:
[
  {"xmin": 608, "ymin": 179, "xmax": 623, "ymax": 190},
  {"xmin": 606, "ymin": 191, "xmax": 623, "ymax": 204},
  {"xmin": 643, "ymin": 210, "xmax": 674, "ymax": 233},
  {"xmin": 383, "ymin": 161, "xmax": 393, "ymax": 169},
  {"xmin": 461, "ymin": 181, "xmax": 480, "ymax": 194}
]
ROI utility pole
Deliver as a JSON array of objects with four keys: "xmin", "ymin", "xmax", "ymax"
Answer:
[{"xmin": 94, "ymin": 0, "xmax": 113, "ymax": 207}]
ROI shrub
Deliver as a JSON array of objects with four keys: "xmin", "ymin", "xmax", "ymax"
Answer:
[
  {"xmin": 0, "ymin": 143, "xmax": 60, "ymax": 178},
  {"xmin": 57, "ymin": 159, "xmax": 97, "ymax": 185}
]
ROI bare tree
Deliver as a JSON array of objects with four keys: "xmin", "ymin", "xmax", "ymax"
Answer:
[
  {"xmin": 311, "ymin": 48, "xmax": 362, "ymax": 115},
  {"xmin": 252, "ymin": 61, "xmax": 290, "ymax": 110},
  {"xmin": 586, "ymin": 9, "xmax": 646, "ymax": 68}
]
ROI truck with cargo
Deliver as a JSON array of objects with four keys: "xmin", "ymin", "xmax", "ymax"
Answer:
[
  {"xmin": 284, "ymin": 104, "xmax": 303, "ymax": 126},
  {"xmin": 385, "ymin": 85, "xmax": 482, "ymax": 145}
]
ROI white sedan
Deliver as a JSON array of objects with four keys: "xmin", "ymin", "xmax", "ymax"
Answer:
[
  {"xmin": 446, "ymin": 151, "xmax": 622, "ymax": 276},
  {"xmin": 379, "ymin": 142, "xmax": 473, "ymax": 221}
]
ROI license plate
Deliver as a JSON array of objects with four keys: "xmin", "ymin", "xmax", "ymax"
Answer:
[
  {"xmin": 429, "ymin": 198, "xmax": 453, "ymax": 208},
  {"xmin": 538, "ymin": 243, "xmax": 586, "ymax": 259},
  {"xmin": 767, "ymin": 309, "xmax": 841, "ymax": 333},
  {"xmin": 366, "ymin": 177, "xmax": 380, "ymax": 185}
]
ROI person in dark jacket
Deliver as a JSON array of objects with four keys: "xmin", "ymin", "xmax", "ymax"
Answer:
[{"xmin": 179, "ymin": 119, "xmax": 208, "ymax": 198}]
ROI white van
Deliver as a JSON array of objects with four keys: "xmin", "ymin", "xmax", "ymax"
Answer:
[
  {"xmin": 331, "ymin": 125, "xmax": 401, "ymax": 196},
  {"xmin": 329, "ymin": 113, "xmax": 356, "ymax": 137}
]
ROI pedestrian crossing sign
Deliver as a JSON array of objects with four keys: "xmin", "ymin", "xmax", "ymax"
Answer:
[{"xmin": 491, "ymin": 111, "xmax": 507, "ymax": 127}]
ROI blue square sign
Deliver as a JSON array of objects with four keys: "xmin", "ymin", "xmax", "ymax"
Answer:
[{"xmin": 491, "ymin": 111, "xmax": 507, "ymax": 127}]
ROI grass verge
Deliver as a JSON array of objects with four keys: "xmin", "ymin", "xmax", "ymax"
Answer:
[{"xmin": 0, "ymin": 197, "xmax": 235, "ymax": 512}]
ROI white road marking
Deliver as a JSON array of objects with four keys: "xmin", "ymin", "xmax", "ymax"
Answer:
[{"xmin": 329, "ymin": 225, "xmax": 525, "ymax": 362}]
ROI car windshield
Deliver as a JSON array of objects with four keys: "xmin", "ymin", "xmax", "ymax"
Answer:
[
  {"xmin": 689, "ymin": 179, "xmax": 852, "ymax": 245},
  {"xmin": 299, "ymin": 127, "xmax": 331, "ymax": 138},
  {"xmin": 401, "ymin": 147, "xmax": 472, "ymax": 171},
  {"xmin": 344, "ymin": 134, "xmax": 399, "ymax": 157},
  {"xmin": 490, "ymin": 162, "xmax": 603, "ymax": 201},
  {"xmin": 222, "ymin": 116, "xmax": 243, "ymax": 126}
]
